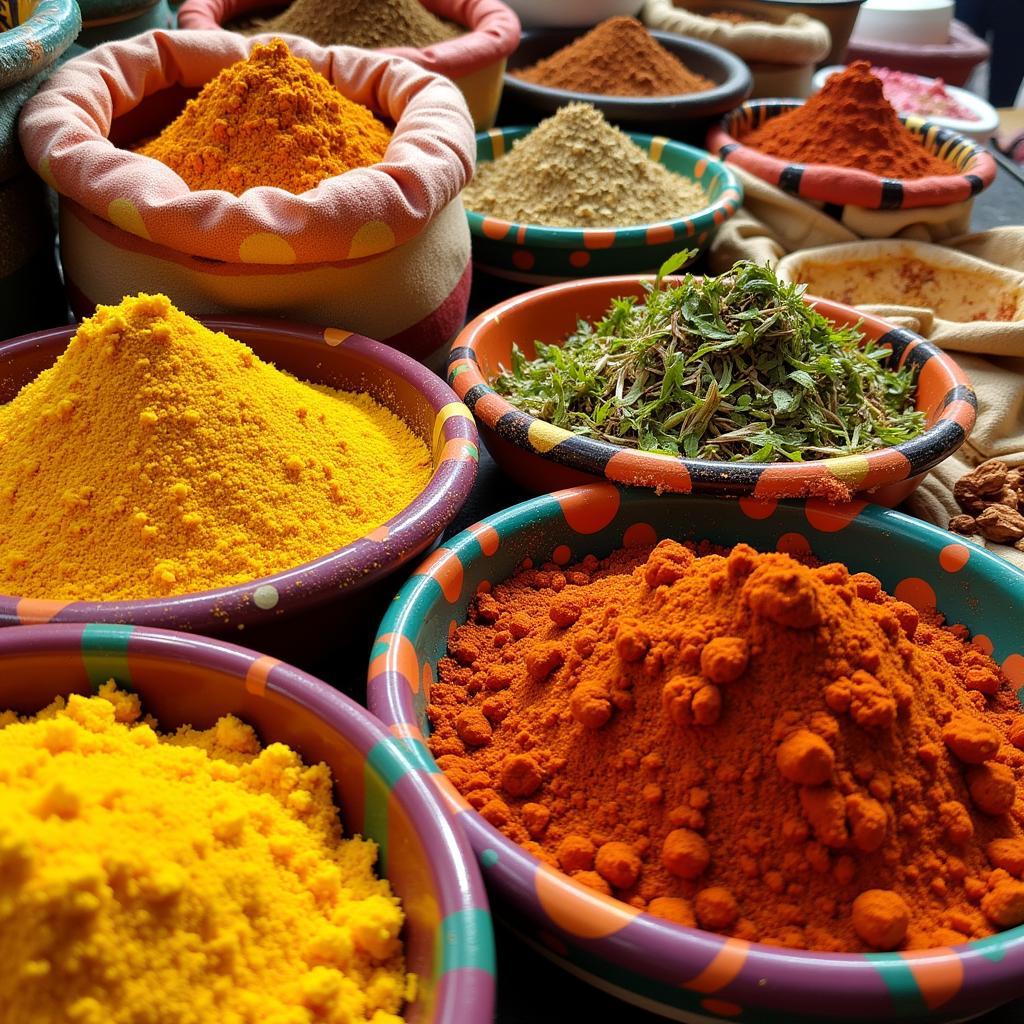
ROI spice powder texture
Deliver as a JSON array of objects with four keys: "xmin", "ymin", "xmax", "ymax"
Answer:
[
  {"xmin": 740, "ymin": 60, "xmax": 955, "ymax": 179},
  {"xmin": 136, "ymin": 39, "xmax": 392, "ymax": 195},
  {"xmin": 461, "ymin": 102, "xmax": 707, "ymax": 227},
  {"xmin": 0, "ymin": 685, "xmax": 411, "ymax": 1024},
  {"xmin": 428, "ymin": 541, "xmax": 1024, "ymax": 952},
  {"xmin": 253, "ymin": 0, "xmax": 460, "ymax": 49},
  {"xmin": 0, "ymin": 293, "xmax": 431, "ymax": 601},
  {"xmin": 515, "ymin": 17, "xmax": 713, "ymax": 97}
]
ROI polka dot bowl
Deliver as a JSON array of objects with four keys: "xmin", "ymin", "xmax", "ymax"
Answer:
[
  {"xmin": 448, "ymin": 273, "xmax": 975, "ymax": 504},
  {"xmin": 707, "ymin": 100, "xmax": 998, "ymax": 211},
  {"xmin": 0, "ymin": 318, "xmax": 478, "ymax": 660},
  {"xmin": 466, "ymin": 127, "xmax": 743, "ymax": 284},
  {"xmin": 368, "ymin": 484, "xmax": 1024, "ymax": 1023},
  {"xmin": 0, "ymin": 621, "xmax": 495, "ymax": 1022}
]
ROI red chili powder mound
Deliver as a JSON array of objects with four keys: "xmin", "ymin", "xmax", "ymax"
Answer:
[
  {"xmin": 740, "ymin": 61, "xmax": 958, "ymax": 178},
  {"xmin": 428, "ymin": 540, "xmax": 1024, "ymax": 952},
  {"xmin": 515, "ymin": 17, "xmax": 715, "ymax": 98}
]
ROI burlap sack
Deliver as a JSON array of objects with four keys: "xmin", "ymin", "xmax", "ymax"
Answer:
[
  {"xmin": 640, "ymin": 0, "xmax": 830, "ymax": 65},
  {"xmin": 708, "ymin": 165, "xmax": 974, "ymax": 274},
  {"xmin": 775, "ymin": 228, "xmax": 1024, "ymax": 569}
]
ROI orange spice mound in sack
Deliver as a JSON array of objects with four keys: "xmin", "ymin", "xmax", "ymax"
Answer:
[
  {"xmin": 428, "ymin": 540, "xmax": 1024, "ymax": 952},
  {"xmin": 136, "ymin": 39, "xmax": 392, "ymax": 195}
]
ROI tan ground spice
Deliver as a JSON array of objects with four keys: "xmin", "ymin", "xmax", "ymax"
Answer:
[
  {"xmin": 251, "ymin": 0, "xmax": 460, "ymax": 48},
  {"xmin": 461, "ymin": 103, "xmax": 708, "ymax": 228}
]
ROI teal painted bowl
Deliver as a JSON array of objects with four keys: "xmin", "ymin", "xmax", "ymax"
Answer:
[
  {"xmin": 369, "ymin": 485, "xmax": 1024, "ymax": 1023},
  {"xmin": 1, "ymin": 622, "xmax": 496, "ymax": 1023},
  {"xmin": 466, "ymin": 127, "xmax": 743, "ymax": 284}
]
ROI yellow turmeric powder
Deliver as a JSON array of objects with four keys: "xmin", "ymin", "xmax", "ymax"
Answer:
[
  {"xmin": 0, "ymin": 684, "xmax": 411, "ymax": 1024},
  {"xmin": 136, "ymin": 39, "xmax": 392, "ymax": 195},
  {"xmin": 0, "ymin": 293, "xmax": 432, "ymax": 600}
]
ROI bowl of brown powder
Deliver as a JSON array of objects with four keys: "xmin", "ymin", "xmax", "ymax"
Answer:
[
  {"xmin": 462, "ymin": 104, "xmax": 743, "ymax": 283},
  {"xmin": 501, "ymin": 17, "xmax": 751, "ymax": 135}
]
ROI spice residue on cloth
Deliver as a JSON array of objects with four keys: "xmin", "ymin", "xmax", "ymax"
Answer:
[
  {"xmin": 515, "ymin": 17, "xmax": 714, "ymax": 97},
  {"xmin": 0, "ymin": 685, "xmax": 411, "ymax": 1024},
  {"xmin": 462, "ymin": 103, "xmax": 708, "ymax": 227},
  {"xmin": 250, "ymin": 0, "xmax": 460, "ymax": 49},
  {"xmin": 0, "ymin": 293, "xmax": 431, "ymax": 601},
  {"xmin": 136, "ymin": 39, "xmax": 392, "ymax": 195},
  {"xmin": 740, "ymin": 60, "xmax": 957, "ymax": 178},
  {"xmin": 428, "ymin": 541, "xmax": 1024, "ymax": 952}
]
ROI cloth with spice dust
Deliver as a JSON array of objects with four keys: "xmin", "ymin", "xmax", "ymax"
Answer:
[
  {"xmin": 514, "ymin": 17, "xmax": 713, "ymax": 97},
  {"xmin": 249, "ymin": 0, "xmax": 461, "ymax": 48},
  {"xmin": 0, "ymin": 684, "xmax": 412, "ymax": 1024},
  {"xmin": 136, "ymin": 38, "xmax": 392, "ymax": 195},
  {"xmin": 428, "ymin": 540, "xmax": 1024, "ymax": 952},
  {"xmin": 462, "ymin": 103, "xmax": 708, "ymax": 227},
  {"xmin": 0, "ymin": 293, "xmax": 431, "ymax": 601},
  {"xmin": 739, "ymin": 61, "xmax": 956, "ymax": 179}
]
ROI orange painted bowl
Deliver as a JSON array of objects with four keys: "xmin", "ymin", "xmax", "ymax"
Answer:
[
  {"xmin": 0, "ymin": 318, "xmax": 478, "ymax": 661},
  {"xmin": 368, "ymin": 484, "xmax": 1024, "ymax": 1022},
  {"xmin": 467, "ymin": 127, "xmax": 743, "ymax": 284},
  {"xmin": 447, "ymin": 274, "xmax": 975, "ymax": 505},
  {"xmin": 0, "ymin": 622, "xmax": 495, "ymax": 1022},
  {"xmin": 706, "ymin": 100, "xmax": 998, "ymax": 210}
]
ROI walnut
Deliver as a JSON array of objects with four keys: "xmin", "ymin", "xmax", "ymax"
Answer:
[
  {"xmin": 1007, "ymin": 469, "xmax": 1024, "ymax": 491},
  {"xmin": 955, "ymin": 461, "xmax": 1011, "ymax": 514},
  {"xmin": 999, "ymin": 487, "xmax": 1021, "ymax": 511},
  {"xmin": 975, "ymin": 504, "xmax": 1024, "ymax": 543},
  {"xmin": 949, "ymin": 515, "xmax": 978, "ymax": 536}
]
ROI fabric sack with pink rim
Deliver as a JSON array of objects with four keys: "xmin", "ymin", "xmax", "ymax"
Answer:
[{"xmin": 18, "ymin": 29, "xmax": 476, "ymax": 360}]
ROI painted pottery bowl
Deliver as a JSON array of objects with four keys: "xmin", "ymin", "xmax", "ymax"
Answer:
[
  {"xmin": 447, "ymin": 274, "xmax": 974, "ymax": 504},
  {"xmin": 466, "ymin": 130, "xmax": 743, "ymax": 284},
  {"xmin": 0, "ymin": 318, "xmax": 478, "ymax": 660},
  {"xmin": 0, "ymin": 622, "xmax": 494, "ymax": 1024},
  {"xmin": 368, "ymin": 485, "xmax": 1024, "ymax": 1023},
  {"xmin": 502, "ymin": 28, "xmax": 751, "ymax": 134},
  {"xmin": 707, "ymin": 99, "xmax": 998, "ymax": 210}
]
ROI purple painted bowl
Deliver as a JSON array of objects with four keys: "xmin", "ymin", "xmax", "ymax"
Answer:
[
  {"xmin": 0, "ymin": 318, "xmax": 479, "ymax": 659},
  {"xmin": 369, "ymin": 484, "xmax": 1024, "ymax": 1022},
  {"xmin": 0, "ymin": 622, "xmax": 495, "ymax": 1023}
]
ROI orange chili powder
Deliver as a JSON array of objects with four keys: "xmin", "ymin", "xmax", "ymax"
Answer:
[
  {"xmin": 428, "ymin": 540, "xmax": 1024, "ymax": 952},
  {"xmin": 739, "ymin": 61, "xmax": 956, "ymax": 179}
]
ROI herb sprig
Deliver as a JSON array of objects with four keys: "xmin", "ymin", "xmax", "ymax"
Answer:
[{"xmin": 493, "ymin": 254, "xmax": 925, "ymax": 463}]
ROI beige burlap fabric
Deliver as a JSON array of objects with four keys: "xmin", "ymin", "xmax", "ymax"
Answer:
[{"xmin": 766, "ymin": 226, "xmax": 1024, "ymax": 568}]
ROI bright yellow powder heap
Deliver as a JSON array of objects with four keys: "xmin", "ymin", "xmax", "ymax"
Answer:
[
  {"xmin": 0, "ymin": 685, "xmax": 411, "ymax": 1024},
  {"xmin": 136, "ymin": 39, "xmax": 393, "ymax": 195},
  {"xmin": 0, "ymin": 293, "xmax": 432, "ymax": 601}
]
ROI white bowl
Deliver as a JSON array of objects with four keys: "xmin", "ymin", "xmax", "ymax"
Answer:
[
  {"xmin": 503, "ymin": 0, "xmax": 643, "ymax": 28},
  {"xmin": 813, "ymin": 65, "xmax": 998, "ymax": 142},
  {"xmin": 853, "ymin": 0, "xmax": 953, "ymax": 45}
]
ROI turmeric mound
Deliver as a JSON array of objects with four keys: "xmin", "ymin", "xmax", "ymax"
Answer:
[
  {"xmin": 136, "ymin": 39, "xmax": 392, "ymax": 195},
  {"xmin": 0, "ymin": 685, "xmax": 411, "ymax": 1024},
  {"xmin": 429, "ymin": 540, "xmax": 1024, "ymax": 952},
  {"xmin": 0, "ymin": 293, "xmax": 431, "ymax": 600}
]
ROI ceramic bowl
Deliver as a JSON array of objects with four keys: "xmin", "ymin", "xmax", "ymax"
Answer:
[
  {"xmin": 368, "ymin": 485, "xmax": 1024, "ymax": 1023},
  {"xmin": 0, "ymin": 622, "xmax": 494, "ymax": 1023},
  {"xmin": 707, "ymin": 99, "xmax": 997, "ymax": 210},
  {"xmin": 853, "ymin": 0, "xmax": 954, "ymax": 47},
  {"xmin": 502, "ymin": 28, "xmax": 752, "ymax": 133},
  {"xmin": 812, "ymin": 65, "xmax": 999, "ymax": 143},
  {"xmin": 447, "ymin": 273, "xmax": 974, "ymax": 504},
  {"xmin": 0, "ymin": 318, "xmax": 478, "ymax": 659},
  {"xmin": 466, "ymin": 128, "xmax": 742, "ymax": 283}
]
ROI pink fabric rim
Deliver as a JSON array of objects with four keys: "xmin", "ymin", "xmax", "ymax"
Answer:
[
  {"xmin": 177, "ymin": 0, "xmax": 521, "ymax": 79},
  {"xmin": 18, "ymin": 29, "xmax": 475, "ymax": 265}
]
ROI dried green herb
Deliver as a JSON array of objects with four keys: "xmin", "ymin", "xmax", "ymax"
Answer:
[{"xmin": 493, "ymin": 255, "xmax": 925, "ymax": 463}]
